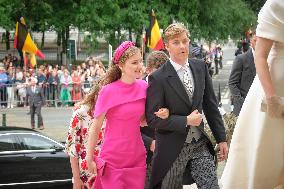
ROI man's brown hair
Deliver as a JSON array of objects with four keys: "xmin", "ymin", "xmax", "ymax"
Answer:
[{"xmin": 163, "ymin": 23, "xmax": 190, "ymax": 43}]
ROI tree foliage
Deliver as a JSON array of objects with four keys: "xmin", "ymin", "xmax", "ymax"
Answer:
[
  {"xmin": 0, "ymin": 0, "xmax": 259, "ymax": 51},
  {"xmin": 244, "ymin": 0, "xmax": 266, "ymax": 14}
]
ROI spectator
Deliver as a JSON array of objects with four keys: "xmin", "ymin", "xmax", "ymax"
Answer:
[
  {"xmin": 71, "ymin": 70, "xmax": 82, "ymax": 103},
  {"xmin": 6, "ymin": 66, "xmax": 16, "ymax": 108},
  {"xmin": 60, "ymin": 69, "xmax": 72, "ymax": 106},
  {"xmin": 0, "ymin": 63, "xmax": 8, "ymax": 108},
  {"xmin": 26, "ymin": 77, "xmax": 45, "ymax": 130},
  {"xmin": 47, "ymin": 69, "xmax": 59, "ymax": 107}
]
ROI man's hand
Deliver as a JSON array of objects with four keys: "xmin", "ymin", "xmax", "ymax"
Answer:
[
  {"xmin": 217, "ymin": 142, "xmax": 229, "ymax": 162},
  {"xmin": 186, "ymin": 110, "xmax": 202, "ymax": 126}
]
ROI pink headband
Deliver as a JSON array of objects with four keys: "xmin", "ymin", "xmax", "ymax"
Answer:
[{"xmin": 113, "ymin": 41, "xmax": 135, "ymax": 64}]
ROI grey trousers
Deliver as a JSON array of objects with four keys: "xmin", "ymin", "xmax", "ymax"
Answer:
[
  {"xmin": 161, "ymin": 138, "xmax": 219, "ymax": 189},
  {"xmin": 30, "ymin": 104, "xmax": 43, "ymax": 127}
]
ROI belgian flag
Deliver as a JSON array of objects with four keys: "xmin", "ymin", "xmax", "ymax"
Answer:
[
  {"xmin": 14, "ymin": 17, "xmax": 45, "ymax": 59},
  {"xmin": 145, "ymin": 10, "xmax": 164, "ymax": 50},
  {"xmin": 30, "ymin": 53, "xmax": 37, "ymax": 68}
]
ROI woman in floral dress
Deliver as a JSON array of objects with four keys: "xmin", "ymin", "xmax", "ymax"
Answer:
[{"xmin": 66, "ymin": 83, "xmax": 104, "ymax": 189}]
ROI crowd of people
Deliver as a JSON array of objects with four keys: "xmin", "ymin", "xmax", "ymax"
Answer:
[
  {"xmin": 0, "ymin": 56, "xmax": 107, "ymax": 108},
  {"xmin": 191, "ymin": 43, "xmax": 224, "ymax": 77}
]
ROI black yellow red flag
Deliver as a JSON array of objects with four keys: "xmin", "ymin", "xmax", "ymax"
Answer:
[
  {"xmin": 145, "ymin": 10, "xmax": 164, "ymax": 50},
  {"xmin": 14, "ymin": 17, "xmax": 45, "ymax": 59}
]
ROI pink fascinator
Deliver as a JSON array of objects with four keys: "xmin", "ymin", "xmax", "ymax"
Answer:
[{"xmin": 113, "ymin": 41, "xmax": 135, "ymax": 64}]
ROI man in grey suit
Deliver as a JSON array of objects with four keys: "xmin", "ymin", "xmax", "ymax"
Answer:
[
  {"xmin": 26, "ymin": 77, "xmax": 45, "ymax": 130},
  {"xmin": 228, "ymin": 32, "xmax": 257, "ymax": 116}
]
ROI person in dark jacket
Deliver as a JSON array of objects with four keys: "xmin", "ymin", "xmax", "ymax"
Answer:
[
  {"xmin": 228, "ymin": 32, "xmax": 257, "ymax": 116},
  {"xmin": 141, "ymin": 51, "xmax": 168, "ymax": 189},
  {"xmin": 26, "ymin": 77, "xmax": 46, "ymax": 129}
]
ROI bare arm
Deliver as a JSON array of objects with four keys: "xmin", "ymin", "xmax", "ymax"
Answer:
[
  {"xmin": 254, "ymin": 37, "xmax": 274, "ymax": 98},
  {"xmin": 70, "ymin": 156, "xmax": 80, "ymax": 180},
  {"xmin": 86, "ymin": 114, "xmax": 105, "ymax": 174},
  {"xmin": 70, "ymin": 156, "xmax": 84, "ymax": 189}
]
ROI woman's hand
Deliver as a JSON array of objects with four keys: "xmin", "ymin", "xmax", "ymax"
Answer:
[
  {"xmin": 140, "ymin": 115, "xmax": 147, "ymax": 127},
  {"xmin": 73, "ymin": 177, "xmax": 84, "ymax": 189},
  {"xmin": 87, "ymin": 158, "xmax": 97, "ymax": 176},
  {"xmin": 155, "ymin": 108, "xmax": 169, "ymax": 119},
  {"xmin": 266, "ymin": 96, "xmax": 284, "ymax": 118}
]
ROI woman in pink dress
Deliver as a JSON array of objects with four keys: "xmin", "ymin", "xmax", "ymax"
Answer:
[{"xmin": 86, "ymin": 41, "xmax": 168, "ymax": 189}]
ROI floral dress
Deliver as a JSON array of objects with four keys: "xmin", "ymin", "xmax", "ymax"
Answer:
[{"xmin": 65, "ymin": 104, "xmax": 104, "ymax": 189}]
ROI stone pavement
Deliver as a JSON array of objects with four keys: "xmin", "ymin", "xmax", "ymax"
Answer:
[
  {"xmin": 0, "ymin": 107, "xmax": 73, "ymax": 142},
  {"xmin": 0, "ymin": 107, "xmax": 225, "ymax": 189}
]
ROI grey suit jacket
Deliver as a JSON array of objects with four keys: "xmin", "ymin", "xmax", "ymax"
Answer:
[
  {"xmin": 228, "ymin": 48, "xmax": 256, "ymax": 115},
  {"xmin": 26, "ymin": 86, "xmax": 45, "ymax": 107}
]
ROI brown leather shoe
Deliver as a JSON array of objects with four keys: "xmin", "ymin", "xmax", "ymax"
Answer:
[
  {"xmin": 39, "ymin": 125, "xmax": 44, "ymax": 130},
  {"xmin": 31, "ymin": 125, "xmax": 35, "ymax": 129}
]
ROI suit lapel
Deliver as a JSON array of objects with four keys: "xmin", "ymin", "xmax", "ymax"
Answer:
[
  {"xmin": 165, "ymin": 61, "xmax": 191, "ymax": 108},
  {"xmin": 188, "ymin": 59, "xmax": 201, "ymax": 110}
]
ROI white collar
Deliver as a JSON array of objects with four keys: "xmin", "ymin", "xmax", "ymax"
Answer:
[{"xmin": 169, "ymin": 58, "xmax": 189, "ymax": 71}]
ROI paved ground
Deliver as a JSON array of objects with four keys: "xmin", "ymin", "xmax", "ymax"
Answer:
[
  {"xmin": 0, "ymin": 47, "xmax": 235, "ymax": 189},
  {"xmin": 0, "ymin": 107, "xmax": 73, "ymax": 142}
]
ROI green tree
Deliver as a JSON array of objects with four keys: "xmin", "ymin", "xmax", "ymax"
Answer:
[
  {"xmin": 244, "ymin": 0, "xmax": 266, "ymax": 14},
  {"xmin": 23, "ymin": 0, "xmax": 52, "ymax": 48},
  {"xmin": 194, "ymin": 0, "xmax": 256, "ymax": 42},
  {"xmin": 0, "ymin": 0, "xmax": 25, "ymax": 50}
]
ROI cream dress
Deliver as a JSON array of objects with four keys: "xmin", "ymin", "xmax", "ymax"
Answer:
[{"xmin": 221, "ymin": 0, "xmax": 284, "ymax": 188}]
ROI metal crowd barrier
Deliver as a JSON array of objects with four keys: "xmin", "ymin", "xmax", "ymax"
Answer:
[{"xmin": 0, "ymin": 82, "xmax": 95, "ymax": 108}]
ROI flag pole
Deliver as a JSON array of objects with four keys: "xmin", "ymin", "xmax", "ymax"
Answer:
[
  {"xmin": 141, "ymin": 31, "xmax": 144, "ymax": 63},
  {"xmin": 23, "ymin": 51, "xmax": 27, "ymax": 79}
]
